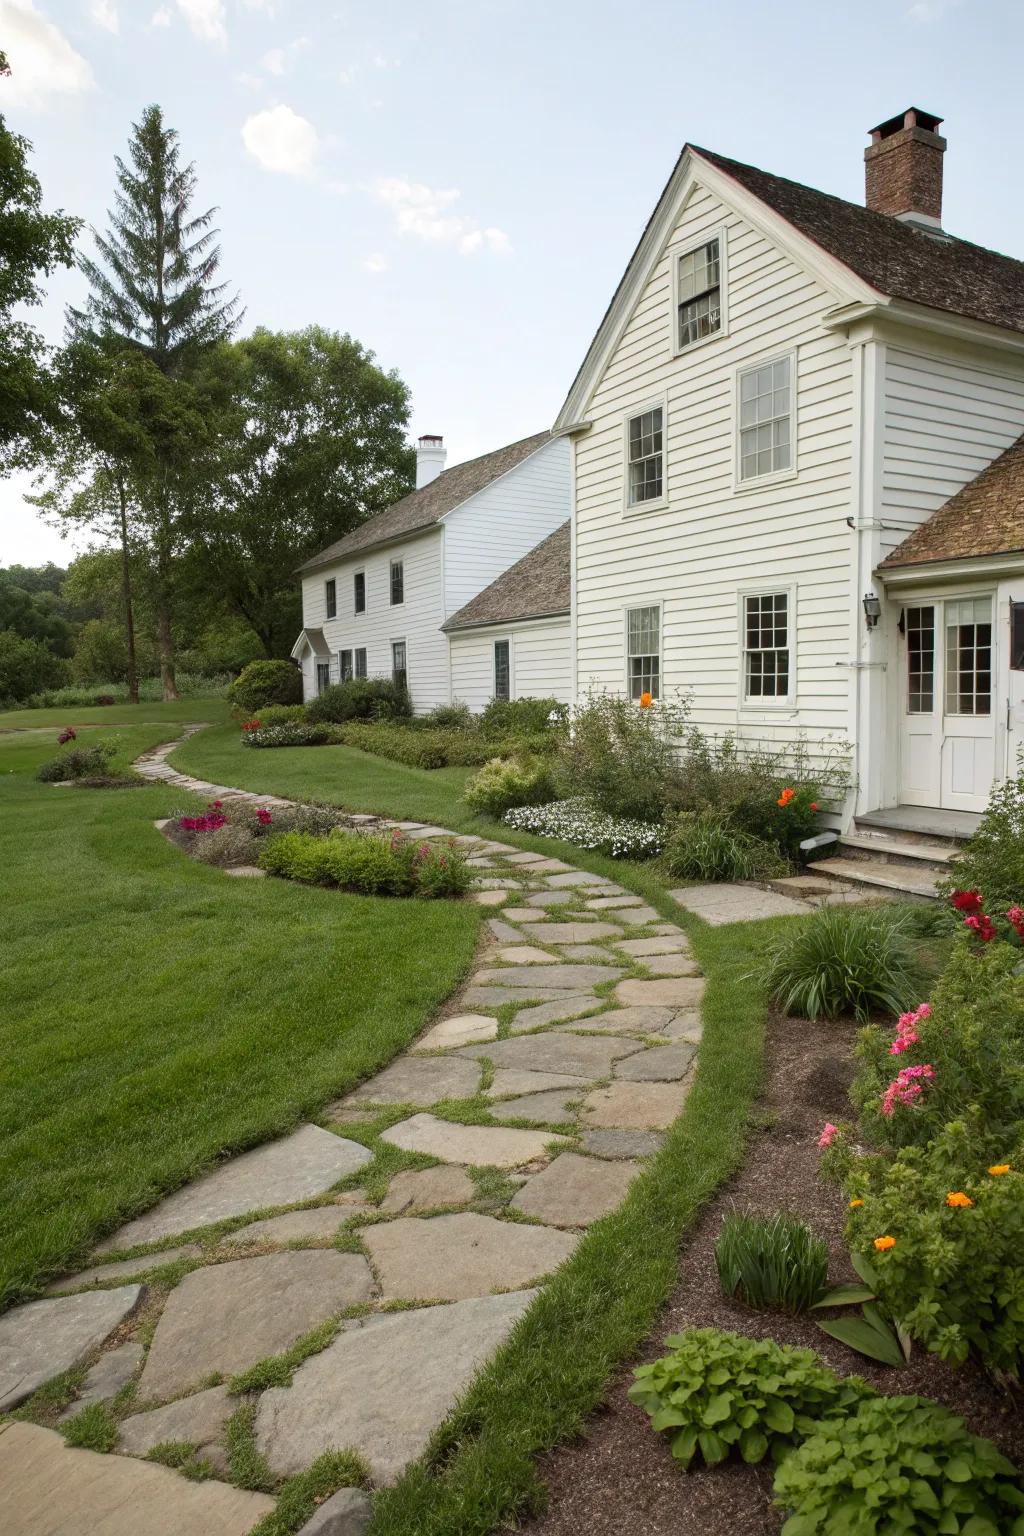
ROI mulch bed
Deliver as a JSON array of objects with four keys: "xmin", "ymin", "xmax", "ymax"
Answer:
[{"xmin": 521, "ymin": 1011, "xmax": 1023, "ymax": 1536}]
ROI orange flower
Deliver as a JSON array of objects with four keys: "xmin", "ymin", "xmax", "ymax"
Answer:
[
  {"xmin": 873, "ymin": 1235, "xmax": 896, "ymax": 1252},
  {"xmin": 639, "ymin": 691, "xmax": 653, "ymax": 709},
  {"xmin": 988, "ymin": 1164, "xmax": 1011, "ymax": 1176},
  {"xmin": 777, "ymin": 786, "xmax": 796, "ymax": 807},
  {"xmin": 945, "ymin": 1191, "xmax": 973, "ymax": 1208},
  {"xmin": 849, "ymin": 1198, "xmax": 864, "ymax": 1209}
]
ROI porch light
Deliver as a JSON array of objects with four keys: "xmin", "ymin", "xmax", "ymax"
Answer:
[{"xmin": 862, "ymin": 592, "xmax": 882, "ymax": 629}]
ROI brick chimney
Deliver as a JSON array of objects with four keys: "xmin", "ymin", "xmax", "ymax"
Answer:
[
  {"xmin": 415, "ymin": 434, "xmax": 446, "ymax": 489},
  {"xmin": 865, "ymin": 108, "xmax": 946, "ymax": 228}
]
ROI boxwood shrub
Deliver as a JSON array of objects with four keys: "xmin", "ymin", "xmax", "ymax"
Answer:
[
  {"xmin": 258, "ymin": 829, "xmax": 470, "ymax": 898},
  {"xmin": 304, "ymin": 678, "xmax": 411, "ymax": 724},
  {"xmin": 227, "ymin": 659, "xmax": 302, "ymax": 714}
]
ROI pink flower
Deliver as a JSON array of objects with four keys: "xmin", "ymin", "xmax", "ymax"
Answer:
[
  {"xmin": 255, "ymin": 808, "xmax": 273, "ymax": 826},
  {"xmin": 916, "ymin": 1003, "xmax": 932, "ymax": 1019},
  {"xmin": 210, "ymin": 800, "xmax": 223, "ymax": 810},
  {"xmin": 965, "ymin": 913, "xmax": 997, "ymax": 942},
  {"xmin": 881, "ymin": 1063, "xmax": 935, "ymax": 1116},
  {"xmin": 817, "ymin": 1123, "xmax": 838, "ymax": 1149}
]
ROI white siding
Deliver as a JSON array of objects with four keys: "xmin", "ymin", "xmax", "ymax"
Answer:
[
  {"xmin": 880, "ymin": 344, "xmax": 1024, "ymax": 559},
  {"xmin": 574, "ymin": 181, "xmax": 855, "ymax": 747},
  {"xmin": 448, "ymin": 619, "xmax": 572, "ymax": 713},
  {"xmin": 442, "ymin": 437, "xmax": 571, "ymax": 615},
  {"xmin": 300, "ymin": 530, "xmax": 449, "ymax": 711}
]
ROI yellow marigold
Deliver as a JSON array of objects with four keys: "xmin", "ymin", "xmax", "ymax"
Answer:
[
  {"xmin": 988, "ymin": 1164, "xmax": 1011, "ymax": 1176},
  {"xmin": 849, "ymin": 1198, "xmax": 864, "ymax": 1209},
  {"xmin": 945, "ymin": 1191, "xmax": 973, "ymax": 1208},
  {"xmin": 873, "ymin": 1235, "xmax": 896, "ymax": 1252}
]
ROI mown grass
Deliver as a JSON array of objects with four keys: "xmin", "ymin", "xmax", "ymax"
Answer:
[
  {"xmin": 0, "ymin": 719, "xmax": 480, "ymax": 1305},
  {"xmin": 0, "ymin": 697, "xmax": 233, "ymax": 731}
]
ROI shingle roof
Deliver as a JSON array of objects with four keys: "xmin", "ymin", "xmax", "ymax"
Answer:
[
  {"xmin": 880, "ymin": 433, "xmax": 1024, "ymax": 569},
  {"xmin": 693, "ymin": 147, "xmax": 1024, "ymax": 335},
  {"xmin": 443, "ymin": 522, "xmax": 570, "ymax": 632},
  {"xmin": 299, "ymin": 431, "xmax": 552, "ymax": 571}
]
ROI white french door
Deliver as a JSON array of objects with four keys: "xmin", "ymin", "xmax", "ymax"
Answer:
[{"xmin": 898, "ymin": 594, "xmax": 996, "ymax": 812}]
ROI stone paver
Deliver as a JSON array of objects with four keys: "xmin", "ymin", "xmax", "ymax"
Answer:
[
  {"xmin": 464, "ymin": 985, "xmax": 591, "ymax": 1010},
  {"xmin": 97, "ymin": 1126, "xmax": 371, "ymax": 1252},
  {"xmin": 473, "ymin": 889, "xmax": 509, "ymax": 906},
  {"xmin": 473, "ymin": 963, "xmax": 624, "ymax": 991},
  {"xmin": 558, "ymin": 944, "xmax": 620, "ymax": 962},
  {"xmin": 614, "ymin": 1043, "xmax": 697, "ymax": 1081},
  {"xmin": 296, "ymin": 1487, "xmax": 372, "ymax": 1536},
  {"xmin": 412, "ymin": 1013, "xmax": 500, "ymax": 1051},
  {"xmin": 494, "ymin": 945, "xmax": 559, "ymax": 965},
  {"xmin": 604, "ymin": 904, "xmax": 660, "ymax": 925},
  {"xmin": 462, "ymin": 1032, "xmax": 644, "ymax": 1078},
  {"xmin": 0, "ymin": 1285, "xmax": 143, "ymax": 1412},
  {"xmin": 546, "ymin": 871, "xmax": 615, "ymax": 888},
  {"xmin": 510, "ymin": 1152, "xmax": 641, "ymax": 1227},
  {"xmin": 669, "ymin": 883, "xmax": 812, "ymax": 923},
  {"xmin": 362, "ymin": 1212, "xmax": 578, "ymax": 1302},
  {"xmin": 219, "ymin": 1206, "xmax": 351, "ymax": 1247},
  {"xmin": 640, "ymin": 952, "xmax": 702, "ymax": 976},
  {"xmin": 582, "ymin": 1079, "xmax": 692, "ymax": 1130},
  {"xmin": 0, "ymin": 1421, "xmax": 275, "ymax": 1535},
  {"xmin": 138, "ymin": 1251, "xmax": 374, "ymax": 1401},
  {"xmin": 58, "ymin": 1340, "xmax": 143, "ymax": 1420},
  {"xmin": 525, "ymin": 888, "xmax": 577, "ymax": 907},
  {"xmin": 661, "ymin": 1011, "xmax": 704, "ymax": 1043},
  {"xmin": 48, "ymin": 1244, "xmax": 201, "ymax": 1293},
  {"xmin": 118, "ymin": 1383, "xmax": 233, "ymax": 1457},
  {"xmin": 615, "ymin": 935, "xmax": 690, "ymax": 957},
  {"xmin": 516, "ymin": 921, "xmax": 623, "ymax": 943},
  {"xmin": 492, "ymin": 1088, "xmax": 581, "ymax": 1122},
  {"xmin": 502, "ymin": 906, "xmax": 545, "ymax": 921},
  {"xmin": 615, "ymin": 976, "xmax": 706, "ymax": 1008},
  {"xmin": 487, "ymin": 918, "xmax": 527, "ymax": 942},
  {"xmin": 554, "ymin": 1005, "xmax": 672, "ymax": 1036},
  {"xmin": 380, "ymin": 1113, "xmax": 567, "ymax": 1168},
  {"xmin": 342, "ymin": 1055, "xmax": 480, "ymax": 1106},
  {"xmin": 586, "ymin": 894, "xmax": 643, "ymax": 910},
  {"xmin": 379, "ymin": 1165, "xmax": 476, "ymax": 1214},
  {"xmin": 581, "ymin": 1129, "xmax": 665, "ymax": 1159},
  {"xmin": 505, "ymin": 995, "xmax": 602, "ymax": 1031},
  {"xmin": 486, "ymin": 1068, "xmax": 590, "ymax": 1098},
  {"xmin": 256, "ymin": 1292, "xmax": 536, "ymax": 1483}
]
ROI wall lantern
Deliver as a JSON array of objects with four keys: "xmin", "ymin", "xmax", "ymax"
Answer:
[{"xmin": 863, "ymin": 592, "xmax": 882, "ymax": 629}]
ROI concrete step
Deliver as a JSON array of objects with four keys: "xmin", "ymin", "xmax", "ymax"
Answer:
[
  {"xmin": 811, "ymin": 857, "xmax": 941, "ymax": 902},
  {"xmin": 839, "ymin": 832, "xmax": 960, "ymax": 871}
]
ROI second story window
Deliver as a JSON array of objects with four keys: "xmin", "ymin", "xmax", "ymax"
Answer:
[
  {"xmin": 353, "ymin": 571, "xmax": 365, "ymax": 613},
  {"xmin": 739, "ymin": 354, "xmax": 794, "ymax": 481},
  {"xmin": 325, "ymin": 578, "xmax": 337, "ymax": 619},
  {"xmin": 390, "ymin": 560, "xmax": 404, "ymax": 606},
  {"xmin": 626, "ymin": 407, "xmax": 663, "ymax": 507},
  {"xmin": 677, "ymin": 236, "xmax": 721, "ymax": 350}
]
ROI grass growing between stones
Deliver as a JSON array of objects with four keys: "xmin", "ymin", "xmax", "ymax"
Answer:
[
  {"xmin": 250, "ymin": 1450, "xmax": 371, "ymax": 1536},
  {"xmin": 61, "ymin": 1402, "xmax": 119, "ymax": 1452}
]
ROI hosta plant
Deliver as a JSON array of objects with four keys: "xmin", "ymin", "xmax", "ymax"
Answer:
[
  {"xmin": 773, "ymin": 1393, "xmax": 1024, "ymax": 1536},
  {"xmin": 628, "ymin": 1329, "xmax": 868, "ymax": 1470}
]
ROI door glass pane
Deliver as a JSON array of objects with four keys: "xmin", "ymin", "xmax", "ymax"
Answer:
[
  {"xmin": 906, "ymin": 606, "xmax": 935, "ymax": 714},
  {"xmin": 944, "ymin": 598, "xmax": 992, "ymax": 716}
]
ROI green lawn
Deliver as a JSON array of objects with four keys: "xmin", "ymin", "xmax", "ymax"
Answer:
[
  {"xmin": 0, "ymin": 721, "xmax": 481, "ymax": 1307},
  {"xmin": 0, "ymin": 697, "xmax": 232, "ymax": 731}
]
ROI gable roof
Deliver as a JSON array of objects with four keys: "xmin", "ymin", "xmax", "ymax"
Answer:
[
  {"xmin": 442, "ymin": 522, "xmax": 570, "ymax": 632},
  {"xmin": 299, "ymin": 431, "xmax": 552, "ymax": 571},
  {"xmin": 880, "ymin": 432, "xmax": 1024, "ymax": 569},
  {"xmin": 290, "ymin": 627, "xmax": 330, "ymax": 659}
]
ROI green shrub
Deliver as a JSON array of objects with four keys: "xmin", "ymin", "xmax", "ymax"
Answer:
[
  {"xmin": 36, "ymin": 741, "xmax": 117, "ymax": 782},
  {"xmin": 480, "ymin": 696, "xmax": 565, "ymax": 737},
  {"xmin": 844, "ymin": 1118, "xmax": 1024, "ymax": 1376},
  {"xmin": 715, "ymin": 1212, "xmax": 828, "ymax": 1313},
  {"xmin": 761, "ymin": 906, "xmax": 923, "ymax": 1022},
  {"xmin": 940, "ymin": 761, "xmax": 1024, "ymax": 910},
  {"xmin": 0, "ymin": 627, "xmax": 71, "ymax": 704},
  {"xmin": 773, "ymin": 1393, "xmax": 1024, "ymax": 1536},
  {"xmin": 259, "ymin": 828, "xmax": 470, "ymax": 899},
  {"xmin": 557, "ymin": 691, "xmax": 690, "ymax": 822},
  {"xmin": 336, "ymin": 721, "xmax": 541, "ymax": 770},
  {"xmin": 242, "ymin": 722, "xmax": 344, "ymax": 748},
  {"xmin": 464, "ymin": 756, "xmax": 554, "ymax": 818},
  {"xmin": 251, "ymin": 704, "xmax": 307, "ymax": 727},
  {"xmin": 24, "ymin": 674, "xmax": 230, "ymax": 708},
  {"xmin": 628, "ymin": 1329, "xmax": 867, "ymax": 1470},
  {"xmin": 419, "ymin": 700, "xmax": 475, "ymax": 731},
  {"xmin": 304, "ymin": 677, "xmax": 411, "ymax": 724},
  {"xmin": 227, "ymin": 659, "xmax": 302, "ymax": 714},
  {"xmin": 661, "ymin": 809, "xmax": 787, "ymax": 882}
]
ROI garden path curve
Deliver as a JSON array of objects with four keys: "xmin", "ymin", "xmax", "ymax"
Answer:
[{"xmin": 1, "ymin": 727, "xmax": 706, "ymax": 1535}]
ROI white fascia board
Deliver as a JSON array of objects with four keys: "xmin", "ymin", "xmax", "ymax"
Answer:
[
  {"xmin": 878, "ymin": 552, "xmax": 1024, "ymax": 586},
  {"xmin": 825, "ymin": 297, "xmax": 1024, "ymax": 358}
]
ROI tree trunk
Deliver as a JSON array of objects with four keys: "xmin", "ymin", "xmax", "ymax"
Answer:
[
  {"xmin": 116, "ymin": 474, "xmax": 139, "ymax": 706},
  {"xmin": 157, "ymin": 599, "xmax": 178, "ymax": 700}
]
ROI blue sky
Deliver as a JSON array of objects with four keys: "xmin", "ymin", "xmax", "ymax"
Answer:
[{"xmin": 3, "ymin": 0, "xmax": 1023, "ymax": 565}]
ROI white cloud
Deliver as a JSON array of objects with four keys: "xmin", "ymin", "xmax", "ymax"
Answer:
[
  {"xmin": 150, "ymin": 5, "xmax": 171, "ymax": 24},
  {"xmin": 89, "ymin": 0, "xmax": 118, "ymax": 32},
  {"xmin": 0, "ymin": 1, "xmax": 95, "ymax": 106},
  {"xmin": 239, "ymin": 0, "xmax": 278, "ymax": 10},
  {"xmin": 374, "ymin": 178, "xmax": 510, "ymax": 256},
  {"xmin": 362, "ymin": 253, "xmax": 388, "ymax": 273},
  {"xmin": 337, "ymin": 65, "xmax": 355, "ymax": 85},
  {"xmin": 175, "ymin": 0, "xmax": 226, "ymax": 44},
  {"xmin": 242, "ymin": 103, "xmax": 318, "ymax": 176},
  {"xmin": 907, "ymin": 0, "xmax": 962, "ymax": 17},
  {"xmin": 260, "ymin": 35, "xmax": 307, "ymax": 75}
]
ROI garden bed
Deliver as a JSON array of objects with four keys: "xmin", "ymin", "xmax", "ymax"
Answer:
[{"xmin": 522, "ymin": 1008, "xmax": 1023, "ymax": 1536}]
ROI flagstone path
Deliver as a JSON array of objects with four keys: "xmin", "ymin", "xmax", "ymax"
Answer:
[{"xmin": 1, "ymin": 728, "xmax": 706, "ymax": 1535}]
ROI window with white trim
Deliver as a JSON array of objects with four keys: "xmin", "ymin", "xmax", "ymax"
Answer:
[
  {"xmin": 626, "ymin": 605, "xmax": 660, "ymax": 700},
  {"xmin": 626, "ymin": 407, "xmax": 663, "ymax": 507},
  {"xmin": 493, "ymin": 639, "xmax": 510, "ymax": 701},
  {"xmin": 354, "ymin": 647, "xmax": 367, "ymax": 679},
  {"xmin": 391, "ymin": 640, "xmax": 407, "ymax": 690},
  {"xmin": 325, "ymin": 578, "xmax": 337, "ymax": 619},
  {"xmin": 739, "ymin": 355, "xmax": 794, "ymax": 481},
  {"xmin": 390, "ymin": 560, "xmax": 404, "ymax": 606},
  {"xmin": 743, "ymin": 591, "xmax": 791, "ymax": 700},
  {"xmin": 339, "ymin": 649, "xmax": 353, "ymax": 682},
  {"xmin": 353, "ymin": 571, "xmax": 365, "ymax": 613},
  {"xmin": 677, "ymin": 237, "xmax": 722, "ymax": 350}
]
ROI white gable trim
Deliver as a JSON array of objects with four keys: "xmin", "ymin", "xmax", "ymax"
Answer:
[{"xmin": 553, "ymin": 147, "xmax": 883, "ymax": 434}]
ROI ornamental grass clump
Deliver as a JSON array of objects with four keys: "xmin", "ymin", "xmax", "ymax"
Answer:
[
  {"xmin": 661, "ymin": 809, "xmax": 788, "ymax": 883},
  {"xmin": 715, "ymin": 1212, "xmax": 828, "ymax": 1314},
  {"xmin": 628, "ymin": 1329, "xmax": 868, "ymax": 1470},
  {"xmin": 761, "ymin": 905, "xmax": 923, "ymax": 1022}
]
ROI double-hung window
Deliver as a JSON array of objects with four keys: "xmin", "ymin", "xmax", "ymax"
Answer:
[
  {"xmin": 626, "ymin": 605, "xmax": 660, "ymax": 700},
  {"xmin": 493, "ymin": 639, "xmax": 511, "ymax": 701},
  {"xmin": 339, "ymin": 649, "xmax": 353, "ymax": 682},
  {"xmin": 676, "ymin": 237, "xmax": 722, "ymax": 350},
  {"xmin": 743, "ymin": 591, "xmax": 792, "ymax": 701},
  {"xmin": 315, "ymin": 661, "xmax": 330, "ymax": 696},
  {"xmin": 353, "ymin": 571, "xmax": 366, "ymax": 613},
  {"xmin": 626, "ymin": 407, "xmax": 664, "ymax": 507},
  {"xmin": 354, "ymin": 647, "xmax": 367, "ymax": 679},
  {"xmin": 325, "ymin": 578, "xmax": 337, "ymax": 619},
  {"xmin": 739, "ymin": 354, "xmax": 794, "ymax": 481},
  {"xmin": 390, "ymin": 560, "xmax": 404, "ymax": 606},
  {"xmin": 391, "ymin": 640, "xmax": 407, "ymax": 690}
]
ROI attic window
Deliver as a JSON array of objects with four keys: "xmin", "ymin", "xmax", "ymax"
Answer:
[{"xmin": 676, "ymin": 236, "xmax": 722, "ymax": 350}]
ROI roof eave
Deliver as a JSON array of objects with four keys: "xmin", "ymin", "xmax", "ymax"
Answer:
[
  {"xmin": 825, "ymin": 296, "xmax": 1024, "ymax": 354},
  {"xmin": 298, "ymin": 519, "xmax": 441, "ymax": 575},
  {"xmin": 442, "ymin": 605, "xmax": 570, "ymax": 634},
  {"xmin": 878, "ymin": 549, "xmax": 1024, "ymax": 583}
]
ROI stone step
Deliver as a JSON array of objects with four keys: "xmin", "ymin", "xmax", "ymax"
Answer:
[
  {"xmin": 838, "ymin": 832, "xmax": 959, "ymax": 871},
  {"xmin": 811, "ymin": 857, "xmax": 941, "ymax": 901}
]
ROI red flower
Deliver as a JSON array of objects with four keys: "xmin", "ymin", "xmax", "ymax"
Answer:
[
  {"xmin": 951, "ymin": 890, "xmax": 983, "ymax": 914},
  {"xmin": 255, "ymin": 808, "xmax": 273, "ymax": 826},
  {"xmin": 965, "ymin": 913, "xmax": 996, "ymax": 942},
  {"xmin": 241, "ymin": 720, "xmax": 262, "ymax": 732},
  {"xmin": 809, "ymin": 801, "xmax": 819, "ymax": 812},
  {"xmin": 57, "ymin": 726, "xmax": 77, "ymax": 745}
]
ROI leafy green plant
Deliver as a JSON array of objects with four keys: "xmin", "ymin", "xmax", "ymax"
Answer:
[
  {"xmin": 249, "ymin": 1450, "xmax": 371, "ymax": 1536},
  {"xmin": 36, "ymin": 741, "xmax": 117, "ymax": 782},
  {"xmin": 61, "ymin": 1402, "xmax": 118, "ymax": 1452},
  {"xmin": 662, "ymin": 809, "xmax": 787, "ymax": 882},
  {"xmin": 939, "ymin": 758, "xmax": 1024, "ymax": 910},
  {"xmin": 463, "ymin": 756, "xmax": 554, "ymax": 818},
  {"xmin": 715, "ymin": 1212, "xmax": 828, "ymax": 1313},
  {"xmin": 811, "ymin": 1250, "xmax": 908, "ymax": 1367},
  {"xmin": 251, "ymin": 703, "xmax": 307, "ymax": 727},
  {"xmin": 503, "ymin": 796, "xmax": 664, "ymax": 858},
  {"xmin": 259, "ymin": 828, "xmax": 471, "ymax": 899},
  {"xmin": 418, "ymin": 700, "xmax": 475, "ymax": 731},
  {"xmin": 227, "ymin": 659, "xmax": 303, "ymax": 714},
  {"xmin": 556, "ymin": 690, "xmax": 691, "ymax": 822},
  {"xmin": 480, "ymin": 695, "xmax": 565, "ymax": 737},
  {"xmin": 628, "ymin": 1328, "xmax": 868, "ymax": 1469},
  {"xmin": 761, "ymin": 906, "xmax": 924, "ymax": 1021},
  {"xmin": 242, "ymin": 721, "xmax": 343, "ymax": 748},
  {"xmin": 303, "ymin": 677, "xmax": 411, "ymax": 724},
  {"xmin": 773, "ymin": 1393, "xmax": 1024, "ymax": 1536}
]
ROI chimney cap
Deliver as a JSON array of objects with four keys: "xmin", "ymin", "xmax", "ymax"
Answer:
[
  {"xmin": 868, "ymin": 107, "xmax": 943, "ymax": 141},
  {"xmin": 417, "ymin": 434, "xmax": 444, "ymax": 446}
]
